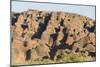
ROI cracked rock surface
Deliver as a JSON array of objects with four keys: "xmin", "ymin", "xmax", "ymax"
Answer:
[{"xmin": 11, "ymin": 10, "xmax": 96, "ymax": 65}]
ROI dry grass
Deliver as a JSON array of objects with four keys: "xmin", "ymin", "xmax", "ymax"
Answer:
[
  {"xmin": 11, "ymin": 52, "xmax": 95, "ymax": 66},
  {"xmin": 26, "ymin": 52, "xmax": 95, "ymax": 65}
]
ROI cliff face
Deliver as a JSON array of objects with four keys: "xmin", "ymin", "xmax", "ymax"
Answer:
[{"xmin": 11, "ymin": 10, "xmax": 96, "ymax": 65}]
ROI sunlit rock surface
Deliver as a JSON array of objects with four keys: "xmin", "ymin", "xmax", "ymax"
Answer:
[{"xmin": 11, "ymin": 9, "xmax": 96, "ymax": 65}]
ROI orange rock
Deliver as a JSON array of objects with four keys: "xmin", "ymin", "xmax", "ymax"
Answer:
[
  {"xmin": 27, "ymin": 39, "xmax": 40, "ymax": 49},
  {"xmin": 57, "ymin": 27, "xmax": 64, "ymax": 41},
  {"xmin": 88, "ymin": 33, "xmax": 96, "ymax": 45},
  {"xmin": 65, "ymin": 36, "xmax": 74, "ymax": 45},
  {"xmin": 12, "ymin": 39, "xmax": 25, "ymax": 65},
  {"xmin": 11, "ymin": 9, "xmax": 96, "ymax": 63},
  {"xmin": 17, "ymin": 15, "xmax": 24, "ymax": 24},
  {"xmin": 28, "ymin": 19, "xmax": 39, "ymax": 33}
]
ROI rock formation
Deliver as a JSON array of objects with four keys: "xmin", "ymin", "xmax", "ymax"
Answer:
[{"xmin": 11, "ymin": 9, "xmax": 96, "ymax": 65}]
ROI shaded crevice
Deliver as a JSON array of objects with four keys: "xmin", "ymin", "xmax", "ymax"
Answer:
[
  {"xmin": 31, "ymin": 15, "xmax": 51, "ymax": 39},
  {"xmin": 86, "ymin": 25, "xmax": 96, "ymax": 32},
  {"xmin": 61, "ymin": 27, "xmax": 68, "ymax": 42},
  {"xmin": 25, "ymin": 49, "xmax": 31, "ymax": 60},
  {"xmin": 49, "ymin": 43, "xmax": 57, "ymax": 60},
  {"xmin": 50, "ymin": 33, "xmax": 58, "ymax": 42},
  {"xmin": 11, "ymin": 13, "xmax": 20, "ymax": 26},
  {"xmin": 23, "ymin": 41, "xmax": 28, "ymax": 47},
  {"xmin": 21, "ymin": 20, "xmax": 28, "ymax": 30},
  {"xmin": 60, "ymin": 19, "xmax": 64, "ymax": 26},
  {"xmin": 88, "ymin": 52, "xmax": 96, "ymax": 57}
]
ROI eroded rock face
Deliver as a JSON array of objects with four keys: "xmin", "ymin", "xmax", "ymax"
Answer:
[{"xmin": 11, "ymin": 10, "xmax": 96, "ymax": 65}]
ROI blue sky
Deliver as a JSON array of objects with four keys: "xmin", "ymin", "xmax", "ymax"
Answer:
[{"xmin": 12, "ymin": 1, "xmax": 95, "ymax": 20}]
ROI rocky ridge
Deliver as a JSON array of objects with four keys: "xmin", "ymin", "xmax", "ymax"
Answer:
[{"xmin": 11, "ymin": 9, "xmax": 96, "ymax": 65}]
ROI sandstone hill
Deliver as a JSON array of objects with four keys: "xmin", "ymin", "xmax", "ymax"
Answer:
[{"xmin": 11, "ymin": 9, "xmax": 96, "ymax": 65}]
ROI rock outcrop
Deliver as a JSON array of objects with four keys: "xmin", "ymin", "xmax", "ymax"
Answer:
[{"xmin": 11, "ymin": 9, "xmax": 96, "ymax": 65}]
